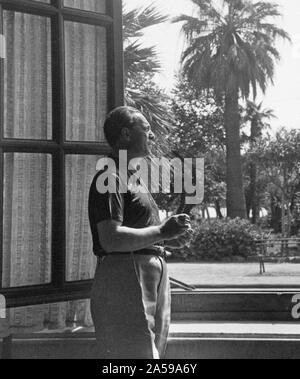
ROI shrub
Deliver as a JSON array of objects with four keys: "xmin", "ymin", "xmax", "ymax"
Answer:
[{"xmin": 170, "ymin": 218, "xmax": 265, "ymax": 262}]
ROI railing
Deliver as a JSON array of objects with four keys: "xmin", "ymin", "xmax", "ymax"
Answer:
[
  {"xmin": 255, "ymin": 238, "xmax": 300, "ymax": 274},
  {"xmin": 170, "ymin": 277, "xmax": 196, "ymax": 291}
]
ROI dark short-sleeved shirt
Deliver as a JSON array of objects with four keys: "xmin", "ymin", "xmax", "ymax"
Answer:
[{"xmin": 88, "ymin": 158, "xmax": 161, "ymax": 257}]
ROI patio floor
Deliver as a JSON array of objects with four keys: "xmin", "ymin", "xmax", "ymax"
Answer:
[{"xmin": 168, "ymin": 263, "xmax": 300, "ymax": 287}]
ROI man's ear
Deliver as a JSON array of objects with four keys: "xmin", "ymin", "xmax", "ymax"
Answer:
[{"xmin": 120, "ymin": 127, "xmax": 131, "ymax": 142}]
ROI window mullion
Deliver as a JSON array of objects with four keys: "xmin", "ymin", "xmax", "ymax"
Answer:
[
  {"xmin": 108, "ymin": 0, "xmax": 124, "ymax": 110},
  {"xmin": 0, "ymin": 2, "xmax": 3, "ymax": 144},
  {"xmin": 51, "ymin": 9, "xmax": 66, "ymax": 288},
  {"xmin": 0, "ymin": 3, "xmax": 3, "ymax": 289},
  {"xmin": 0, "ymin": 150, "xmax": 3, "ymax": 289},
  {"xmin": 51, "ymin": 0, "xmax": 61, "ymax": 9},
  {"xmin": 62, "ymin": 8, "xmax": 113, "ymax": 26},
  {"xmin": 0, "ymin": 0, "xmax": 123, "ymax": 301},
  {"xmin": 0, "ymin": 0, "xmax": 57, "ymax": 17}
]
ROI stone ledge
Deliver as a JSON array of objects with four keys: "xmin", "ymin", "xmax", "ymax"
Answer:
[
  {"xmin": 2, "ymin": 323, "xmax": 300, "ymax": 359},
  {"xmin": 170, "ymin": 321, "xmax": 300, "ymax": 339},
  {"xmin": 2, "ymin": 321, "xmax": 300, "ymax": 341}
]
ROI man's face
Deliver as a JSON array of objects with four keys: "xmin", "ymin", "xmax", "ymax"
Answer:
[{"xmin": 127, "ymin": 114, "xmax": 155, "ymax": 158}]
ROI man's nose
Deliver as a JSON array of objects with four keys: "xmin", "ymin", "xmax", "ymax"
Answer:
[{"xmin": 149, "ymin": 131, "xmax": 155, "ymax": 141}]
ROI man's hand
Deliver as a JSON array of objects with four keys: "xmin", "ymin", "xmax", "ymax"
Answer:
[
  {"xmin": 160, "ymin": 214, "xmax": 191, "ymax": 241},
  {"xmin": 165, "ymin": 228, "xmax": 194, "ymax": 249}
]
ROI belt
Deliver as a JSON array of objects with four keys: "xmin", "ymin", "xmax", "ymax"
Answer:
[
  {"xmin": 135, "ymin": 246, "xmax": 166, "ymax": 258},
  {"xmin": 98, "ymin": 246, "xmax": 166, "ymax": 260}
]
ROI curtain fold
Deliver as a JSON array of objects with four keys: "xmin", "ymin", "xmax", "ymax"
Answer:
[{"xmin": 64, "ymin": 0, "xmax": 106, "ymax": 14}]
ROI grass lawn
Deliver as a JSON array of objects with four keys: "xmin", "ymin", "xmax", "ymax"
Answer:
[{"xmin": 168, "ymin": 262, "xmax": 300, "ymax": 287}]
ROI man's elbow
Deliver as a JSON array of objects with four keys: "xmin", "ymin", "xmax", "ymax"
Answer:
[
  {"xmin": 97, "ymin": 221, "xmax": 121, "ymax": 253},
  {"xmin": 100, "ymin": 238, "xmax": 118, "ymax": 254},
  {"xmin": 100, "ymin": 230, "xmax": 123, "ymax": 253}
]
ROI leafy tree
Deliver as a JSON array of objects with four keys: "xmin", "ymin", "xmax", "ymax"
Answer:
[
  {"xmin": 172, "ymin": 77, "xmax": 225, "ymax": 154},
  {"xmin": 252, "ymin": 128, "xmax": 300, "ymax": 236},
  {"xmin": 244, "ymin": 101, "xmax": 275, "ymax": 223},
  {"xmin": 173, "ymin": 0, "xmax": 290, "ymax": 219},
  {"xmin": 168, "ymin": 77, "xmax": 226, "ymax": 216}
]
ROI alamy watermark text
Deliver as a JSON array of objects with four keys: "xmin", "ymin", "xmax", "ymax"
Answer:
[{"xmin": 96, "ymin": 151, "xmax": 204, "ymax": 206}]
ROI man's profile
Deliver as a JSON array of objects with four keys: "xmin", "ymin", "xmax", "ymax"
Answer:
[{"xmin": 88, "ymin": 106, "xmax": 192, "ymax": 359}]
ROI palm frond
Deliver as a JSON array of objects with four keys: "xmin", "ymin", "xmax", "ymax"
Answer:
[
  {"xmin": 123, "ymin": 5, "xmax": 169, "ymax": 40},
  {"xmin": 123, "ymin": 5, "xmax": 173, "ymax": 157},
  {"xmin": 174, "ymin": 0, "xmax": 289, "ymax": 99},
  {"xmin": 173, "ymin": 15, "xmax": 209, "ymax": 39},
  {"xmin": 257, "ymin": 23, "xmax": 291, "ymax": 41},
  {"xmin": 124, "ymin": 42, "xmax": 161, "ymax": 78}
]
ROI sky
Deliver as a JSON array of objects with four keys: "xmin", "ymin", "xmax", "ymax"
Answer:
[{"xmin": 124, "ymin": 0, "xmax": 300, "ymax": 133}]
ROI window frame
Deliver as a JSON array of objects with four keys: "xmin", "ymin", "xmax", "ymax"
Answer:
[{"xmin": 0, "ymin": 0, "xmax": 299, "ymax": 323}]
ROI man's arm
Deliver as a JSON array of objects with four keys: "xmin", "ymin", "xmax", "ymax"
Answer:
[
  {"xmin": 97, "ymin": 214, "xmax": 191, "ymax": 254},
  {"xmin": 165, "ymin": 229, "xmax": 194, "ymax": 249},
  {"xmin": 97, "ymin": 221, "xmax": 163, "ymax": 253}
]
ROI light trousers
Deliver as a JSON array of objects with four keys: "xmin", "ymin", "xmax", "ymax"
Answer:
[{"xmin": 90, "ymin": 253, "xmax": 171, "ymax": 359}]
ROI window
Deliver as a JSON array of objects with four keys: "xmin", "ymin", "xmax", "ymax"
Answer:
[{"xmin": 0, "ymin": 0, "xmax": 123, "ymax": 309}]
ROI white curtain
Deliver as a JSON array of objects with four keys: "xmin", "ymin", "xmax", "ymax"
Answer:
[
  {"xmin": 64, "ymin": 0, "xmax": 106, "ymax": 14},
  {"xmin": 2, "ymin": 9, "xmax": 107, "ymax": 334}
]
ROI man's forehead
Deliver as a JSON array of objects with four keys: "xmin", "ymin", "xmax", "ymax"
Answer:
[{"xmin": 133, "ymin": 113, "xmax": 150, "ymax": 127}]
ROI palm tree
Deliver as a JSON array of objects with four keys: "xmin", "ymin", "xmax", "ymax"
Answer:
[
  {"xmin": 123, "ymin": 5, "xmax": 173, "ymax": 156},
  {"xmin": 245, "ymin": 101, "xmax": 275, "ymax": 141},
  {"xmin": 245, "ymin": 101, "xmax": 275, "ymax": 223},
  {"xmin": 174, "ymin": 0, "xmax": 290, "ymax": 218}
]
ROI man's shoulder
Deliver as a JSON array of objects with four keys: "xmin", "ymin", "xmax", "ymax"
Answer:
[{"xmin": 91, "ymin": 168, "xmax": 129, "ymax": 198}]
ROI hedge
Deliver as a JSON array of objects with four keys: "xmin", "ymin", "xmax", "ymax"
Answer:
[{"xmin": 169, "ymin": 218, "xmax": 265, "ymax": 262}]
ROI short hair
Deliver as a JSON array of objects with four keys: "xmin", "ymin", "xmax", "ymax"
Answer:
[{"xmin": 104, "ymin": 106, "xmax": 142, "ymax": 148}]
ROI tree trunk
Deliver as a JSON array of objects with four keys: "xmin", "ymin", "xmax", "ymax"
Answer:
[
  {"xmin": 287, "ymin": 204, "xmax": 292, "ymax": 238},
  {"xmin": 281, "ymin": 191, "xmax": 287, "ymax": 237},
  {"xmin": 205, "ymin": 206, "xmax": 211, "ymax": 222},
  {"xmin": 215, "ymin": 200, "xmax": 223, "ymax": 219},
  {"xmin": 249, "ymin": 120, "xmax": 259, "ymax": 224},
  {"xmin": 176, "ymin": 192, "xmax": 186, "ymax": 214},
  {"xmin": 270, "ymin": 195, "xmax": 281, "ymax": 233},
  {"xmin": 224, "ymin": 90, "xmax": 247, "ymax": 219},
  {"xmin": 282, "ymin": 170, "xmax": 291, "ymax": 238},
  {"xmin": 249, "ymin": 162, "xmax": 259, "ymax": 224},
  {"xmin": 176, "ymin": 192, "xmax": 196, "ymax": 215},
  {"xmin": 245, "ymin": 188, "xmax": 251, "ymax": 219}
]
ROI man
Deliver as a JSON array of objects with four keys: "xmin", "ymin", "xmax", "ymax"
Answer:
[{"xmin": 89, "ymin": 106, "xmax": 191, "ymax": 359}]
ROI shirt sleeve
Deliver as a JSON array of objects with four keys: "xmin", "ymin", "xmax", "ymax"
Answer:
[{"xmin": 93, "ymin": 173, "xmax": 125, "ymax": 224}]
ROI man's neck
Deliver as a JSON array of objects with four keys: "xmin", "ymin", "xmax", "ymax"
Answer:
[{"xmin": 111, "ymin": 149, "xmax": 144, "ymax": 169}]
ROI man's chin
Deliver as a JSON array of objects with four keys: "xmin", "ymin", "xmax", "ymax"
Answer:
[
  {"xmin": 146, "ymin": 144, "xmax": 154, "ymax": 155},
  {"xmin": 130, "ymin": 146, "xmax": 152, "ymax": 158},
  {"xmin": 141, "ymin": 147, "xmax": 151, "ymax": 157}
]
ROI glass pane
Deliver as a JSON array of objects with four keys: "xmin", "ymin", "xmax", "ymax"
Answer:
[
  {"xmin": 65, "ymin": 155, "xmax": 100, "ymax": 281},
  {"xmin": 3, "ymin": 11, "xmax": 52, "ymax": 140},
  {"xmin": 64, "ymin": 0, "xmax": 106, "ymax": 13},
  {"xmin": 8, "ymin": 300, "xmax": 93, "ymax": 334},
  {"xmin": 65, "ymin": 21, "xmax": 107, "ymax": 142},
  {"xmin": 2, "ymin": 153, "xmax": 52, "ymax": 288}
]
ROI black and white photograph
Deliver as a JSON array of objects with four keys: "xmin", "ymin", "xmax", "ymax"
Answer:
[{"xmin": 0, "ymin": 0, "xmax": 300, "ymax": 362}]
